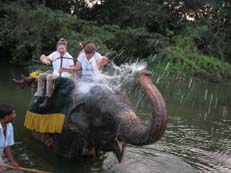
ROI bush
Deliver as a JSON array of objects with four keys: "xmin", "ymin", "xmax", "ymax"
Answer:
[
  {"xmin": 148, "ymin": 36, "xmax": 231, "ymax": 81},
  {"xmin": 106, "ymin": 27, "xmax": 169, "ymax": 63},
  {"xmin": 0, "ymin": 1, "xmax": 168, "ymax": 65},
  {"xmin": 0, "ymin": 2, "xmax": 114, "ymax": 64}
]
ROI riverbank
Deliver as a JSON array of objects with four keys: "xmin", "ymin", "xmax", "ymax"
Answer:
[{"xmin": 148, "ymin": 36, "xmax": 231, "ymax": 82}]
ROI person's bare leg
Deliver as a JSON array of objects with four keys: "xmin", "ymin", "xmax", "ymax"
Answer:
[
  {"xmin": 45, "ymin": 74, "xmax": 58, "ymax": 98},
  {"xmin": 39, "ymin": 74, "xmax": 58, "ymax": 109},
  {"xmin": 34, "ymin": 73, "xmax": 48, "ymax": 97}
]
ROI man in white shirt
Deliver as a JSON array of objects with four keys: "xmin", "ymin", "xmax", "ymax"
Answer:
[
  {"xmin": 0, "ymin": 104, "xmax": 17, "ymax": 171},
  {"xmin": 34, "ymin": 38, "xmax": 74, "ymax": 109}
]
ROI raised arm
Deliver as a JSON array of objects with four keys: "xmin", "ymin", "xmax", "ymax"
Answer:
[
  {"xmin": 40, "ymin": 54, "xmax": 52, "ymax": 65},
  {"xmin": 97, "ymin": 56, "xmax": 109, "ymax": 70}
]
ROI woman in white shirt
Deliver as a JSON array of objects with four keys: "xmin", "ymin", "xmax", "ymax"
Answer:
[
  {"xmin": 34, "ymin": 38, "xmax": 74, "ymax": 109},
  {"xmin": 60, "ymin": 42, "xmax": 108, "ymax": 82}
]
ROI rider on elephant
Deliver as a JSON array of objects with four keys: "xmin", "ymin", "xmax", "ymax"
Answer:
[
  {"xmin": 34, "ymin": 38, "xmax": 74, "ymax": 109},
  {"xmin": 60, "ymin": 42, "xmax": 109, "ymax": 82}
]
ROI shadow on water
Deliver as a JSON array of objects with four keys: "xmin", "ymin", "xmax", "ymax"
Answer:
[{"xmin": 1, "ymin": 62, "xmax": 231, "ymax": 172}]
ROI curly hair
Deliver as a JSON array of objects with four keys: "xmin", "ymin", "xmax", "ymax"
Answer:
[{"xmin": 0, "ymin": 104, "xmax": 15, "ymax": 119}]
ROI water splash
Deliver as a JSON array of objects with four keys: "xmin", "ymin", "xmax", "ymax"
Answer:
[
  {"xmin": 208, "ymin": 94, "xmax": 213, "ymax": 114},
  {"xmin": 204, "ymin": 89, "xmax": 208, "ymax": 101},
  {"xmin": 214, "ymin": 97, "xmax": 218, "ymax": 109},
  {"xmin": 101, "ymin": 61, "xmax": 147, "ymax": 89},
  {"xmin": 180, "ymin": 95, "xmax": 184, "ymax": 103},
  {"xmin": 204, "ymin": 112, "xmax": 207, "ymax": 121},
  {"xmin": 75, "ymin": 61, "xmax": 147, "ymax": 94},
  {"xmin": 222, "ymin": 106, "xmax": 227, "ymax": 120},
  {"xmin": 188, "ymin": 78, "xmax": 193, "ymax": 89},
  {"xmin": 156, "ymin": 77, "xmax": 160, "ymax": 84},
  {"xmin": 164, "ymin": 62, "xmax": 170, "ymax": 71}
]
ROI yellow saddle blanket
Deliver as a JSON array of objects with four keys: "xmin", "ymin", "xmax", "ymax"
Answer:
[{"xmin": 24, "ymin": 111, "xmax": 65, "ymax": 133}]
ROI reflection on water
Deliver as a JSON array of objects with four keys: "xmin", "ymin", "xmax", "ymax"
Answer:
[
  {"xmin": 0, "ymin": 63, "xmax": 231, "ymax": 172},
  {"xmin": 103, "ymin": 146, "xmax": 195, "ymax": 173},
  {"xmin": 155, "ymin": 73, "xmax": 231, "ymax": 173}
]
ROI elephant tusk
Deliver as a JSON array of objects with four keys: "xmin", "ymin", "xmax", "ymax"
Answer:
[{"xmin": 115, "ymin": 138, "xmax": 124, "ymax": 153}]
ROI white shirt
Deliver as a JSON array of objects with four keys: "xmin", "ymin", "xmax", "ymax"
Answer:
[
  {"xmin": 77, "ymin": 52, "xmax": 102, "ymax": 81},
  {"xmin": 48, "ymin": 51, "xmax": 74, "ymax": 78},
  {"xmin": 0, "ymin": 123, "xmax": 14, "ymax": 155}
]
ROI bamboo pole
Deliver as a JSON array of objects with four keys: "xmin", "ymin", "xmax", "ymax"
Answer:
[{"xmin": 0, "ymin": 163, "xmax": 51, "ymax": 173}]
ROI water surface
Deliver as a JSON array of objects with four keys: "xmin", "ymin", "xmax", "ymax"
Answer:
[{"xmin": 0, "ymin": 63, "xmax": 230, "ymax": 173}]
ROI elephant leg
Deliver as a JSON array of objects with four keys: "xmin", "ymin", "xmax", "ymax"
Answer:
[
  {"xmin": 31, "ymin": 131, "xmax": 53, "ymax": 148},
  {"xmin": 82, "ymin": 146, "xmax": 96, "ymax": 157}
]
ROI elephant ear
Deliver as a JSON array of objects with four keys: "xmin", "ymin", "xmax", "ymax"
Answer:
[{"xmin": 69, "ymin": 106, "xmax": 90, "ymax": 135}]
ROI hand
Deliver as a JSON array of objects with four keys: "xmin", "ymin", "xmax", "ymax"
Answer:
[
  {"xmin": 40, "ymin": 55, "xmax": 51, "ymax": 65},
  {"xmin": 100, "ymin": 56, "xmax": 109, "ymax": 66},
  {"xmin": 10, "ymin": 161, "xmax": 18, "ymax": 167},
  {"xmin": 59, "ymin": 68, "xmax": 64, "ymax": 73},
  {"xmin": 45, "ymin": 59, "xmax": 51, "ymax": 65}
]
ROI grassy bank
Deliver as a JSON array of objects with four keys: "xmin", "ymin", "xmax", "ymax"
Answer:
[{"xmin": 148, "ymin": 36, "xmax": 231, "ymax": 82}]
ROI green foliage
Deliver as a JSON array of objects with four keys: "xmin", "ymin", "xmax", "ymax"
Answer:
[
  {"xmin": 165, "ymin": 0, "xmax": 231, "ymax": 62},
  {"xmin": 0, "ymin": 1, "xmax": 169, "ymax": 64},
  {"xmin": 106, "ymin": 27, "xmax": 169, "ymax": 63},
  {"xmin": 0, "ymin": 0, "xmax": 231, "ymax": 82},
  {"xmin": 0, "ymin": 1, "xmax": 113, "ymax": 64},
  {"xmin": 0, "ymin": 2, "xmax": 68, "ymax": 63},
  {"xmin": 183, "ymin": 22, "xmax": 231, "ymax": 63},
  {"xmin": 148, "ymin": 36, "xmax": 231, "ymax": 81},
  {"xmin": 74, "ymin": 0, "xmax": 231, "ymax": 63},
  {"xmin": 81, "ymin": 0, "xmax": 180, "ymax": 35}
]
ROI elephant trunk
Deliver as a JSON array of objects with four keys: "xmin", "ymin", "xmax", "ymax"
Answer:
[{"xmin": 117, "ymin": 71, "xmax": 167, "ymax": 145}]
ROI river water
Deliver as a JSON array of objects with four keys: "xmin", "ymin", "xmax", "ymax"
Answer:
[{"xmin": 0, "ymin": 63, "xmax": 230, "ymax": 173}]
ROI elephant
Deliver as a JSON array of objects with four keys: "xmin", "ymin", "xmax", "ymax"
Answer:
[{"xmin": 26, "ymin": 70, "xmax": 167, "ymax": 162}]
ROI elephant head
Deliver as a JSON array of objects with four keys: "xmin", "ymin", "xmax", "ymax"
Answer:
[{"xmin": 69, "ymin": 70, "xmax": 167, "ymax": 162}]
